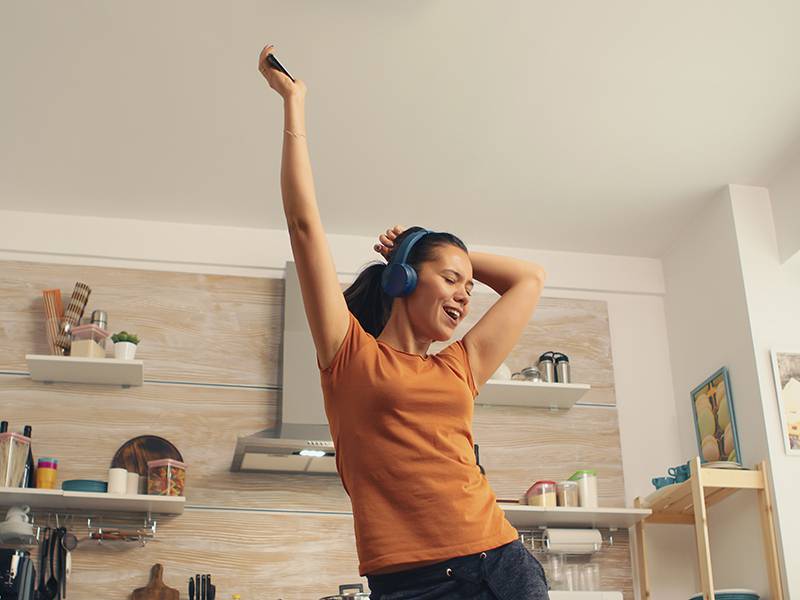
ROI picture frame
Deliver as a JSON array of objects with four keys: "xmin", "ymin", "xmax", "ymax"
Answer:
[
  {"xmin": 769, "ymin": 350, "xmax": 800, "ymax": 455},
  {"xmin": 690, "ymin": 366, "xmax": 742, "ymax": 465}
]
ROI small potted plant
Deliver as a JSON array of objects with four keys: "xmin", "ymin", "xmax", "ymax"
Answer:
[{"xmin": 111, "ymin": 331, "xmax": 140, "ymax": 360}]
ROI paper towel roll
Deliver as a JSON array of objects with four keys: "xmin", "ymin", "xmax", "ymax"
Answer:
[{"xmin": 544, "ymin": 528, "xmax": 602, "ymax": 554}]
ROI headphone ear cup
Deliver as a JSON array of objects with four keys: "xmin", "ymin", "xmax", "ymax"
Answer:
[
  {"xmin": 382, "ymin": 263, "xmax": 418, "ymax": 297},
  {"xmin": 399, "ymin": 263, "xmax": 418, "ymax": 296}
]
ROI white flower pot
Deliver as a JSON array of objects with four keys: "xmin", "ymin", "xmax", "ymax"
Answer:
[{"xmin": 114, "ymin": 341, "xmax": 138, "ymax": 360}]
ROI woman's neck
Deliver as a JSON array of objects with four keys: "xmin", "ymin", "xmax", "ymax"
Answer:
[{"xmin": 377, "ymin": 305, "xmax": 432, "ymax": 357}]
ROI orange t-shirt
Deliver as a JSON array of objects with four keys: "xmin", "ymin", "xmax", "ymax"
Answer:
[{"xmin": 319, "ymin": 312, "xmax": 518, "ymax": 576}]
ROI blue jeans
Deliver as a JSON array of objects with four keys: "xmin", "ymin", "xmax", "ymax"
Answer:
[{"xmin": 366, "ymin": 540, "xmax": 549, "ymax": 599}]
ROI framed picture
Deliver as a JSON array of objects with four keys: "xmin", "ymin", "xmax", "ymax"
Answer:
[
  {"xmin": 690, "ymin": 367, "xmax": 742, "ymax": 465},
  {"xmin": 770, "ymin": 350, "xmax": 800, "ymax": 455}
]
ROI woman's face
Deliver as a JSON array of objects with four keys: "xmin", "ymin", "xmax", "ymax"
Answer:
[{"xmin": 406, "ymin": 244, "xmax": 474, "ymax": 341}]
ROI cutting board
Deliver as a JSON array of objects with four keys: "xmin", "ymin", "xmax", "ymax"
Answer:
[
  {"xmin": 132, "ymin": 564, "xmax": 179, "ymax": 600},
  {"xmin": 111, "ymin": 435, "xmax": 184, "ymax": 476}
]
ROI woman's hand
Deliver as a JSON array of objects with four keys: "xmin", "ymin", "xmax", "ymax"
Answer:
[
  {"xmin": 374, "ymin": 225, "xmax": 405, "ymax": 260},
  {"xmin": 258, "ymin": 44, "xmax": 307, "ymax": 101}
]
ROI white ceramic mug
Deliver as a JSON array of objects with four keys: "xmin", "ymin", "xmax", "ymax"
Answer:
[
  {"xmin": 126, "ymin": 471, "xmax": 140, "ymax": 495},
  {"xmin": 107, "ymin": 468, "xmax": 128, "ymax": 494}
]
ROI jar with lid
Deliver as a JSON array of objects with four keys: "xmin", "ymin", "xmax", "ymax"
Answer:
[
  {"xmin": 568, "ymin": 470, "xmax": 598, "ymax": 508},
  {"xmin": 524, "ymin": 480, "xmax": 557, "ymax": 507},
  {"xmin": 556, "ymin": 480, "xmax": 579, "ymax": 507},
  {"xmin": 511, "ymin": 366, "xmax": 541, "ymax": 382}
]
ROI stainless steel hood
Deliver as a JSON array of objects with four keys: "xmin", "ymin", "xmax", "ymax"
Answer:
[{"xmin": 231, "ymin": 261, "xmax": 337, "ymax": 474}]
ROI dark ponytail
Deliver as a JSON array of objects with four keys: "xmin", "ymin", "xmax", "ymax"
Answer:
[
  {"xmin": 343, "ymin": 262, "xmax": 392, "ymax": 338},
  {"xmin": 344, "ymin": 226, "xmax": 468, "ymax": 337}
]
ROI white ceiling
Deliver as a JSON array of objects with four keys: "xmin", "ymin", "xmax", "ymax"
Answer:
[{"xmin": 2, "ymin": 1, "xmax": 799, "ymax": 258}]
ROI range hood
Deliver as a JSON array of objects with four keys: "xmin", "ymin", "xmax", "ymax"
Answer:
[{"xmin": 231, "ymin": 261, "xmax": 337, "ymax": 474}]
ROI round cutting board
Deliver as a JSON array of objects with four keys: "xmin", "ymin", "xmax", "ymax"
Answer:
[{"xmin": 111, "ymin": 435, "xmax": 184, "ymax": 476}]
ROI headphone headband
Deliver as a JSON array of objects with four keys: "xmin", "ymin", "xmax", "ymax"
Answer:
[{"xmin": 388, "ymin": 229, "xmax": 431, "ymax": 267}]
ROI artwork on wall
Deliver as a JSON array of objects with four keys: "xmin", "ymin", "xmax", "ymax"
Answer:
[
  {"xmin": 690, "ymin": 367, "xmax": 742, "ymax": 465},
  {"xmin": 770, "ymin": 350, "xmax": 800, "ymax": 455}
]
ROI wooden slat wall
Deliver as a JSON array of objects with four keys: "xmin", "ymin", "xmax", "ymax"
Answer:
[{"xmin": 0, "ymin": 260, "xmax": 632, "ymax": 599}]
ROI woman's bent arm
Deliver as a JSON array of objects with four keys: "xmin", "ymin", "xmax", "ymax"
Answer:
[{"xmin": 462, "ymin": 253, "xmax": 546, "ymax": 387}]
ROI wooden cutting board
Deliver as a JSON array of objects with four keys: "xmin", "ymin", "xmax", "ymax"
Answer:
[
  {"xmin": 132, "ymin": 564, "xmax": 179, "ymax": 600},
  {"xmin": 111, "ymin": 435, "xmax": 184, "ymax": 476}
]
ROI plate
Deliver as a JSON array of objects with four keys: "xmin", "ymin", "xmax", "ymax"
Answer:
[
  {"xmin": 111, "ymin": 435, "xmax": 184, "ymax": 477},
  {"xmin": 703, "ymin": 461, "xmax": 745, "ymax": 470},
  {"xmin": 688, "ymin": 589, "xmax": 759, "ymax": 600},
  {"xmin": 62, "ymin": 479, "xmax": 108, "ymax": 493}
]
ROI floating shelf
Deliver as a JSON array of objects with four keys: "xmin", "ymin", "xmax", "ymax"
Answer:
[
  {"xmin": 26, "ymin": 354, "xmax": 143, "ymax": 387},
  {"xmin": 498, "ymin": 503, "xmax": 651, "ymax": 529},
  {"xmin": 0, "ymin": 487, "xmax": 184, "ymax": 515},
  {"xmin": 476, "ymin": 379, "xmax": 591, "ymax": 409}
]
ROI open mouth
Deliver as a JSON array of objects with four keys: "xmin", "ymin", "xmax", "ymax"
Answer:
[{"xmin": 443, "ymin": 307, "xmax": 460, "ymax": 325}]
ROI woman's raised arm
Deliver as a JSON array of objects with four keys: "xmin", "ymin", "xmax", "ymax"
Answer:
[{"xmin": 259, "ymin": 44, "xmax": 349, "ymax": 369}]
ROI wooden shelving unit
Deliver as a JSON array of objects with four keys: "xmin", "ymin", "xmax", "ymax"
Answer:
[
  {"xmin": 477, "ymin": 379, "xmax": 591, "ymax": 409},
  {"xmin": 26, "ymin": 354, "xmax": 143, "ymax": 387},
  {"xmin": 499, "ymin": 503, "xmax": 650, "ymax": 529},
  {"xmin": 633, "ymin": 457, "xmax": 783, "ymax": 600},
  {"xmin": 0, "ymin": 487, "xmax": 184, "ymax": 515}
]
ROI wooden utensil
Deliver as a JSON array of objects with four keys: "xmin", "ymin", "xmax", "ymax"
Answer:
[
  {"xmin": 111, "ymin": 436, "xmax": 184, "ymax": 477},
  {"xmin": 132, "ymin": 564, "xmax": 179, "ymax": 600}
]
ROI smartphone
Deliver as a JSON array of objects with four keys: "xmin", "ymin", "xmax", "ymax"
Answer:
[{"xmin": 267, "ymin": 54, "xmax": 295, "ymax": 82}]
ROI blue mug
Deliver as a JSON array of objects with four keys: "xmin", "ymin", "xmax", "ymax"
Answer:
[
  {"xmin": 668, "ymin": 463, "xmax": 691, "ymax": 483},
  {"xmin": 651, "ymin": 476, "xmax": 676, "ymax": 490}
]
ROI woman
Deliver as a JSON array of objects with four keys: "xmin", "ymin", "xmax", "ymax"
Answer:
[{"xmin": 258, "ymin": 44, "xmax": 549, "ymax": 600}]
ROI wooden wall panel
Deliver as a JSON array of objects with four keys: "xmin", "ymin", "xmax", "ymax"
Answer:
[
  {"xmin": 37, "ymin": 509, "xmax": 364, "ymax": 600},
  {"xmin": 433, "ymin": 293, "xmax": 617, "ymax": 406},
  {"xmin": 0, "ymin": 378, "xmax": 623, "ymax": 509},
  {"xmin": 0, "ymin": 259, "xmax": 632, "ymax": 599},
  {"xmin": 0, "ymin": 260, "xmax": 283, "ymax": 386},
  {"xmin": 475, "ymin": 404, "xmax": 625, "ymax": 506}
]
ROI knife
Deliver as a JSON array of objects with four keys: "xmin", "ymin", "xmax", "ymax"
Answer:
[
  {"xmin": 189, "ymin": 577, "xmax": 195, "ymax": 600},
  {"xmin": 196, "ymin": 575, "xmax": 201, "ymax": 600},
  {"xmin": 201, "ymin": 575, "xmax": 206, "ymax": 600}
]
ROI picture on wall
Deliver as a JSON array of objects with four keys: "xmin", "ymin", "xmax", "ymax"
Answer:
[
  {"xmin": 690, "ymin": 367, "xmax": 742, "ymax": 465},
  {"xmin": 770, "ymin": 350, "xmax": 800, "ymax": 455}
]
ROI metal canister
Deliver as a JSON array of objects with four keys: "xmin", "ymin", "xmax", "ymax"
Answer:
[
  {"xmin": 537, "ymin": 352, "xmax": 556, "ymax": 383},
  {"xmin": 554, "ymin": 352, "xmax": 571, "ymax": 383},
  {"xmin": 90, "ymin": 310, "xmax": 108, "ymax": 330}
]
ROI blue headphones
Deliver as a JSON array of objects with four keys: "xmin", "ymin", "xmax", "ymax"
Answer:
[{"xmin": 381, "ymin": 229, "xmax": 432, "ymax": 297}]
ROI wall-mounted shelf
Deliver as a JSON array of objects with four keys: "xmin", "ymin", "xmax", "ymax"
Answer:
[
  {"xmin": 0, "ymin": 487, "xmax": 183, "ymax": 515},
  {"xmin": 26, "ymin": 354, "xmax": 143, "ymax": 387},
  {"xmin": 498, "ymin": 503, "xmax": 651, "ymax": 529},
  {"xmin": 477, "ymin": 380, "xmax": 591, "ymax": 409}
]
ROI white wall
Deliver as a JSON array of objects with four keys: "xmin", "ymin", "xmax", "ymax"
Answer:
[
  {"xmin": 0, "ymin": 208, "xmax": 688, "ymax": 599},
  {"xmin": 661, "ymin": 186, "xmax": 794, "ymax": 598},
  {"xmin": 661, "ymin": 187, "xmax": 770, "ymax": 596},
  {"xmin": 768, "ymin": 145, "xmax": 800, "ymax": 263},
  {"xmin": 729, "ymin": 184, "xmax": 799, "ymax": 597}
]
